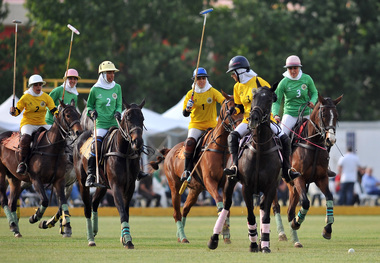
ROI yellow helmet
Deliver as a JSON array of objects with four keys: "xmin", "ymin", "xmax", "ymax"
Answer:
[{"xmin": 98, "ymin": 61, "xmax": 119, "ymax": 74}]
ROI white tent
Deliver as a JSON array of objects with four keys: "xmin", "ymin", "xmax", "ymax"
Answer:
[
  {"xmin": 0, "ymin": 95, "xmax": 23, "ymax": 132},
  {"xmin": 162, "ymin": 95, "xmax": 190, "ymax": 126}
]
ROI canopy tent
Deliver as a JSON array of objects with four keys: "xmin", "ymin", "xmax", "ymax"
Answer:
[
  {"xmin": 162, "ymin": 95, "xmax": 190, "ymax": 126},
  {"xmin": 0, "ymin": 95, "xmax": 23, "ymax": 132}
]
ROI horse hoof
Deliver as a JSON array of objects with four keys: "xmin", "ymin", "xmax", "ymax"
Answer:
[
  {"xmin": 124, "ymin": 241, "xmax": 134, "ymax": 249},
  {"xmin": 261, "ymin": 247, "xmax": 271, "ymax": 253},
  {"xmin": 177, "ymin": 238, "xmax": 181, "ymax": 243},
  {"xmin": 291, "ymin": 218, "xmax": 301, "ymax": 230},
  {"xmin": 62, "ymin": 223, "xmax": 72, "ymax": 237},
  {"xmin": 181, "ymin": 238, "xmax": 189, "ymax": 243},
  {"xmin": 249, "ymin": 242, "xmax": 259, "ymax": 253},
  {"xmin": 39, "ymin": 221, "xmax": 48, "ymax": 229},
  {"xmin": 207, "ymin": 234, "xmax": 219, "ymax": 250},
  {"xmin": 29, "ymin": 214, "xmax": 38, "ymax": 224},
  {"xmin": 14, "ymin": 232, "xmax": 22, "ymax": 238},
  {"xmin": 224, "ymin": 238, "xmax": 231, "ymax": 244},
  {"xmin": 278, "ymin": 232, "xmax": 288, "ymax": 241},
  {"xmin": 322, "ymin": 230, "xmax": 332, "ymax": 240},
  {"xmin": 88, "ymin": 241, "xmax": 96, "ymax": 246},
  {"xmin": 294, "ymin": 242, "xmax": 303, "ymax": 248}
]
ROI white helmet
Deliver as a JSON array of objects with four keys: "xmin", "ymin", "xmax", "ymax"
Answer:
[
  {"xmin": 98, "ymin": 61, "xmax": 119, "ymax": 74},
  {"xmin": 284, "ymin": 55, "xmax": 302, "ymax": 68},
  {"xmin": 28, "ymin": 74, "xmax": 46, "ymax": 88}
]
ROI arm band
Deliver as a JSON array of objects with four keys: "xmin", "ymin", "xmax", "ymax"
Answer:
[
  {"xmin": 50, "ymin": 107, "xmax": 58, "ymax": 116},
  {"xmin": 236, "ymin": 104, "xmax": 244, "ymax": 114}
]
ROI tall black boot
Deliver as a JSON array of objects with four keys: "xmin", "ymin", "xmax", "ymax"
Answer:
[
  {"xmin": 16, "ymin": 134, "xmax": 32, "ymax": 175},
  {"xmin": 85, "ymin": 156, "xmax": 96, "ymax": 187},
  {"xmin": 181, "ymin": 137, "xmax": 196, "ymax": 182},
  {"xmin": 224, "ymin": 131, "xmax": 240, "ymax": 176},
  {"xmin": 280, "ymin": 134, "xmax": 301, "ymax": 183}
]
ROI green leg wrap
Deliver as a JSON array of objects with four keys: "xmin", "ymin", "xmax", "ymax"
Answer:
[
  {"xmin": 86, "ymin": 218, "xmax": 94, "ymax": 242},
  {"xmin": 296, "ymin": 207, "xmax": 308, "ymax": 225},
  {"xmin": 222, "ymin": 216, "xmax": 230, "ymax": 239},
  {"xmin": 181, "ymin": 216, "xmax": 187, "ymax": 228},
  {"xmin": 176, "ymin": 221, "xmax": 186, "ymax": 241},
  {"xmin": 289, "ymin": 221, "xmax": 299, "ymax": 243},
  {"xmin": 61, "ymin": 204, "xmax": 70, "ymax": 224},
  {"xmin": 121, "ymin": 221, "xmax": 132, "ymax": 243},
  {"xmin": 92, "ymin": 211, "xmax": 98, "ymax": 236},
  {"xmin": 325, "ymin": 200, "xmax": 334, "ymax": 224},
  {"xmin": 216, "ymin": 202, "xmax": 224, "ymax": 213},
  {"xmin": 16, "ymin": 199, "xmax": 21, "ymax": 220},
  {"xmin": 11, "ymin": 212, "xmax": 19, "ymax": 228},
  {"xmin": 4, "ymin": 206, "xmax": 15, "ymax": 225},
  {"xmin": 275, "ymin": 213, "xmax": 285, "ymax": 234}
]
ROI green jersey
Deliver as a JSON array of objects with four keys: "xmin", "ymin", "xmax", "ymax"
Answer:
[
  {"xmin": 87, "ymin": 83, "xmax": 122, "ymax": 129},
  {"xmin": 45, "ymin": 85, "xmax": 78, "ymax": 125},
  {"xmin": 272, "ymin": 73, "xmax": 318, "ymax": 117}
]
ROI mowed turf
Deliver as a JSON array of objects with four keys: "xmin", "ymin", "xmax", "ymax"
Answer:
[{"xmin": 0, "ymin": 215, "xmax": 379, "ymax": 263}]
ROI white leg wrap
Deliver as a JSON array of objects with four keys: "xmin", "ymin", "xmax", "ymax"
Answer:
[{"xmin": 213, "ymin": 209, "xmax": 228, "ymax": 234}]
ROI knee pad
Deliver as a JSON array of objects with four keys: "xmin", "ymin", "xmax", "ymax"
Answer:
[
  {"xmin": 227, "ymin": 131, "xmax": 240, "ymax": 149},
  {"xmin": 184, "ymin": 137, "xmax": 196, "ymax": 156}
]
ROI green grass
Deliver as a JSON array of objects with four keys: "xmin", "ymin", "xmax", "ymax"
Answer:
[{"xmin": 1, "ymin": 215, "xmax": 379, "ymax": 263}]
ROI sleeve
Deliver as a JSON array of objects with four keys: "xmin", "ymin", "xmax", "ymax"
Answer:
[
  {"xmin": 213, "ymin": 88, "xmax": 225, "ymax": 104},
  {"xmin": 233, "ymin": 84, "xmax": 241, "ymax": 105},
  {"xmin": 272, "ymin": 78, "xmax": 285, "ymax": 116},
  {"xmin": 115, "ymin": 85, "xmax": 123, "ymax": 113},
  {"xmin": 307, "ymin": 75, "xmax": 318, "ymax": 105},
  {"xmin": 14, "ymin": 97, "xmax": 25, "ymax": 116},
  {"xmin": 87, "ymin": 87, "xmax": 96, "ymax": 115},
  {"xmin": 48, "ymin": 87, "xmax": 62, "ymax": 105},
  {"xmin": 46, "ymin": 94, "xmax": 57, "ymax": 111},
  {"xmin": 182, "ymin": 91, "xmax": 192, "ymax": 111}
]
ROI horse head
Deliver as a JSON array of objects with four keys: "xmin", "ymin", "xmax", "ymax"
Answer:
[
  {"xmin": 219, "ymin": 90, "xmax": 242, "ymax": 131},
  {"xmin": 312, "ymin": 94, "xmax": 343, "ymax": 147},
  {"xmin": 248, "ymin": 85, "xmax": 277, "ymax": 130},
  {"xmin": 57, "ymin": 99, "xmax": 82, "ymax": 137},
  {"xmin": 120, "ymin": 99, "xmax": 145, "ymax": 151}
]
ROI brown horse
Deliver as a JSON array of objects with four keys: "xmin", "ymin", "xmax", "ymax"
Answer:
[
  {"xmin": 208, "ymin": 85, "xmax": 282, "ymax": 253},
  {"xmin": 274, "ymin": 94, "xmax": 343, "ymax": 248},
  {"xmin": 73, "ymin": 100, "xmax": 145, "ymax": 248},
  {"xmin": 0, "ymin": 100, "xmax": 82, "ymax": 237},
  {"xmin": 149, "ymin": 91, "xmax": 241, "ymax": 243}
]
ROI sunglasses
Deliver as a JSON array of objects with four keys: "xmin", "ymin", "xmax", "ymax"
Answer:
[
  {"xmin": 197, "ymin": 76, "xmax": 207, "ymax": 80},
  {"xmin": 33, "ymin": 83, "xmax": 43, "ymax": 86},
  {"xmin": 287, "ymin": 67, "xmax": 299, "ymax": 70}
]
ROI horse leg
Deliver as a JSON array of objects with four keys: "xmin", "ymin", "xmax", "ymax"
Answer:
[
  {"xmin": 241, "ymin": 185, "xmax": 259, "ymax": 253},
  {"xmin": 54, "ymin": 177, "xmax": 72, "ymax": 237},
  {"xmin": 91, "ymin": 187, "xmax": 107, "ymax": 238},
  {"xmin": 316, "ymin": 178, "xmax": 334, "ymax": 240},
  {"xmin": 272, "ymin": 193, "xmax": 287, "ymax": 241},
  {"xmin": 28, "ymin": 177, "xmax": 49, "ymax": 224},
  {"xmin": 287, "ymin": 184, "xmax": 303, "ymax": 248},
  {"xmin": 207, "ymin": 175, "xmax": 237, "ymax": 250},
  {"xmin": 259, "ymin": 196, "xmax": 273, "ymax": 253},
  {"xmin": 3, "ymin": 177, "xmax": 22, "ymax": 237},
  {"xmin": 179, "ymin": 188, "xmax": 201, "ymax": 243}
]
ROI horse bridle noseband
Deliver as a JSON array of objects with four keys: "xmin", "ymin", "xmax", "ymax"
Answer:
[
  {"xmin": 308, "ymin": 104, "xmax": 337, "ymax": 141},
  {"xmin": 54, "ymin": 105, "xmax": 81, "ymax": 139},
  {"xmin": 116, "ymin": 108, "xmax": 144, "ymax": 144}
]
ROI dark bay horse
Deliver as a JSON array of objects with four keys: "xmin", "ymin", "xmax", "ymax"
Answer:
[
  {"xmin": 0, "ymin": 100, "xmax": 82, "ymax": 237},
  {"xmin": 73, "ymin": 100, "xmax": 145, "ymax": 248},
  {"xmin": 149, "ymin": 91, "xmax": 242, "ymax": 243},
  {"xmin": 275, "ymin": 94, "xmax": 342, "ymax": 248},
  {"xmin": 208, "ymin": 86, "xmax": 282, "ymax": 253}
]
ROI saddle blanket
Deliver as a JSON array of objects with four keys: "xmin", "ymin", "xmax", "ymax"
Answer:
[
  {"xmin": 80, "ymin": 137, "xmax": 93, "ymax": 159},
  {"xmin": 1, "ymin": 132, "xmax": 20, "ymax": 151}
]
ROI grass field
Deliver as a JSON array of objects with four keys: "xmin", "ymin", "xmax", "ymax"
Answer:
[{"xmin": 0, "ymin": 214, "xmax": 379, "ymax": 263}]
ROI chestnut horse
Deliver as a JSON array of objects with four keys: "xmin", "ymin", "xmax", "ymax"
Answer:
[
  {"xmin": 208, "ymin": 86, "xmax": 282, "ymax": 253},
  {"xmin": 73, "ymin": 100, "xmax": 145, "ymax": 248},
  {"xmin": 274, "ymin": 94, "xmax": 343, "ymax": 248},
  {"xmin": 0, "ymin": 100, "xmax": 82, "ymax": 237},
  {"xmin": 149, "ymin": 91, "xmax": 242, "ymax": 243}
]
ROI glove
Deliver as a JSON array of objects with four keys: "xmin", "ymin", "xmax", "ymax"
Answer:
[
  {"xmin": 274, "ymin": 115, "xmax": 281, "ymax": 123},
  {"xmin": 114, "ymin": 111, "xmax": 121, "ymax": 122},
  {"xmin": 227, "ymin": 107, "xmax": 236, "ymax": 116},
  {"xmin": 186, "ymin": 99, "xmax": 194, "ymax": 111},
  {"xmin": 89, "ymin": 110, "xmax": 98, "ymax": 120}
]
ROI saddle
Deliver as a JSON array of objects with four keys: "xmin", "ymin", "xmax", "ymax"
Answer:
[
  {"xmin": 176, "ymin": 128, "xmax": 211, "ymax": 162},
  {"xmin": 290, "ymin": 118, "xmax": 308, "ymax": 151},
  {"xmin": 238, "ymin": 133, "xmax": 282, "ymax": 159},
  {"xmin": 2, "ymin": 128, "xmax": 46, "ymax": 153}
]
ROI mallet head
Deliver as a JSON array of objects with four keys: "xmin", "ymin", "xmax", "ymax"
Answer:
[
  {"xmin": 200, "ymin": 8, "xmax": 213, "ymax": 15},
  {"xmin": 12, "ymin": 20, "xmax": 22, "ymax": 24},
  {"xmin": 67, "ymin": 24, "xmax": 80, "ymax": 35}
]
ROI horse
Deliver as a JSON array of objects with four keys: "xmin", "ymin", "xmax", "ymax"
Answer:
[
  {"xmin": 73, "ymin": 100, "xmax": 145, "ymax": 248},
  {"xmin": 0, "ymin": 100, "xmax": 82, "ymax": 237},
  {"xmin": 208, "ymin": 85, "xmax": 282, "ymax": 253},
  {"xmin": 273, "ymin": 94, "xmax": 343, "ymax": 248},
  {"xmin": 148, "ymin": 91, "xmax": 242, "ymax": 243}
]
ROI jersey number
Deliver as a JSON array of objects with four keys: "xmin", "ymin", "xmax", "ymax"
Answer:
[
  {"xmin": 106, "ymin": 98, "xmax": 111, "ymax": 107},
  {"xmin": 296, "ymin": 89, "xmax": 301, "ymax": 98},
  {"xmin": 35, "ymin": 106, "xmax": 39, "ymax": 112}
]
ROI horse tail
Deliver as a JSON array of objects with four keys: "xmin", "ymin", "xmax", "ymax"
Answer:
[{"xmin": 148, "ymin": 147, "xmax": 171, "ymax": 170}]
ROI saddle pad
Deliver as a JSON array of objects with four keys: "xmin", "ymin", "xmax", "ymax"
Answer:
[
  {"xmin": 80, "ymin": 137, "xmax": 93, "ymax": 160},
  {"xmin": 176, "ymin": 146, "xmax": 185, "ymax": 160},
  {"xmin": 1, "ymin": 132, "xmax": 20, "ymax": 151}
]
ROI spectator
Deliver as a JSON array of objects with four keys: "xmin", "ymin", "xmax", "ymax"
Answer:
[
  {"xmin": 337, "ymin": 147, "xmax": 361, "ymax": 205},
  {"xmin": 152, "ymin": 163, "xmax": 169, "ymax": 207},
  {"xmin": 138, "ymin": 174, "xmax": 161, "ymax": 207},
  {"xmin": 277, "ymin": 180, "xmax": 288, "ymax": 206},
  {"xmin": 361, "ymin": 167, "xmax": 380, "ymax": 205}
]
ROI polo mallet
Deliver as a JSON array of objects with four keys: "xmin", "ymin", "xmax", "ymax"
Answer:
[
  {"xmin": 92, "ymin": 122, "xmax": 103, "ymax": 188},
  {"xmin": 62, "ymin": 24, "xmax": 80, "ymax": 101},
  {"xmin": 12, "ymin": 20, "xmax": 22, "ymax": 108},
  {"xmin": 179, "ymin": 115, "xmax": 225, "ymax": 195},
  {"xmin": 190, "ymin": 8, "xmax": 213, "ymax": 101}
]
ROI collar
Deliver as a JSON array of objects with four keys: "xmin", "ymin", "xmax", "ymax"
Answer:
[{"xmin": 283, "ymin": 69, "xmax": 303, "ymax": 80}]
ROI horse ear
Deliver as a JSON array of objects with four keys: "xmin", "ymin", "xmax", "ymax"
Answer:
[
  {"xmin": 59, "ymin": 99, "xmax": 65, "ymax": 108},
  {"xmin": 334, "ymin": 94, "xmax": 343, "ymax": 105},
  {"xmin": 138, "ymin": 99, "xmax": 146, "ymax": 109},
  {"xmin": 82, "ymin": 98, "xmax": 87, "ymax": 106},
  {"xmin": 318, "ymin": 93, "xmax": 324, "ymax": 103},
  {"xmin": 221, "ymin": 90, "xmax": 231, "ymax": 100},
  {"xmin": 70, "ymin": 99, "xmax": 75, "ymax": 106},
  {"xmin": 271, "ymin": 82, "xmax": 279, "ymax": 92}
]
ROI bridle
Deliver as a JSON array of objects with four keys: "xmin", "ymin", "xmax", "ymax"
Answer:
[
  {"xmin": 116, "ymin": 107, "xmax": 144, "ymax": 144},
  {"xmin": 307, "ymin": 102, "xmax": 337, "ymax": 143},
  {"xmin": 220, "ymin": 98, "xmax": 242, "ymax": 132}
]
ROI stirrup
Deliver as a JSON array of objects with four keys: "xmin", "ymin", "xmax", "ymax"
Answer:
[
  {"xmin": 16, "ymin": 162, "xmax": 27, "ymax": 175},
  {"xmin": 181, "ymin": 171, "xmax": 190, "ymax": 183},
  {"xmin": 284, "ymin": 168, "xmax": 300, "ymax": 183},
  {"xmin": 224, "ymin": 165, "xmax": 237, "ymax": 177},
  {"xmin": 85, "ymin": 175, "xmax": 106, "ymax": 188}
]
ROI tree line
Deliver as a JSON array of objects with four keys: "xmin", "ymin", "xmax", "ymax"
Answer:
[{"xmin": 1, "ymin": 0, "xmax": 379, "ymax": 121}]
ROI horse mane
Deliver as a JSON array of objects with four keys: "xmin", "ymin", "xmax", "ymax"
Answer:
[{"xmin": 148, "ymin": 148, "xmax": 171, "ymax": 170}]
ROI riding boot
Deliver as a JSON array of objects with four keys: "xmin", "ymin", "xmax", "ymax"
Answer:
[
  {"xmin": 16, "ymin": 134, "xmax": 32, "ymax": 175},
  {"xmin": 223, "ymin": 131, "xmax": 240, "ymax": 176},
  {"xmin": 85, "ymin": 136, "xmax": 105, "ymax": 188},
  {"xmin": 181, "ymin": 137, "xmax": 196, "ymax": 182},
  {"xmin": 280, "ymin": 134, "xmax": 301, "ymax": 183}
]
